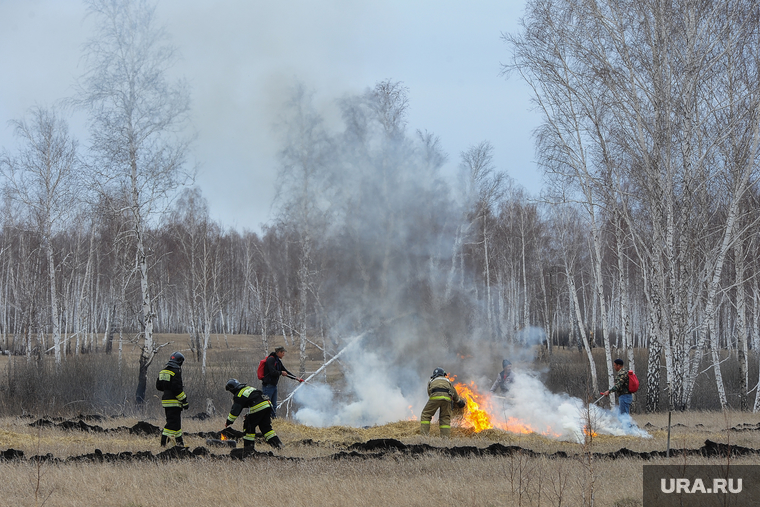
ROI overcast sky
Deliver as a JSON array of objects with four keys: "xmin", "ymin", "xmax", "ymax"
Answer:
[{"xmin": 0, "ymin": 0, "xmax": 542, "ymax": 234}]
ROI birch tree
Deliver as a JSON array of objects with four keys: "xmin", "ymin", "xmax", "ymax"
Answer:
[
  {"xmin": 458, "ymin": 141, "xmax": 506, "ymax": 340},
  {"xmin": 506, "ymin": 0, "xmax": 760, "ymax": 410},
  {"xmin": 0, "ymin": 107, "xmax": 81, "ymax": 365},
  {"xmin": 73, "ymin": 0, "xmax": 192, "ymax": 404}
]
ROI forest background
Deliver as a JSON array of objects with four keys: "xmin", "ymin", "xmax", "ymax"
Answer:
[{"xmin": 1, "ymin": 0, "xmax": 760, "ymax": 421}]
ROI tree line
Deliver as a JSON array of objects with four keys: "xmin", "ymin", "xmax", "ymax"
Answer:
[{"xmin": 2, "ymin": 0, "xmax": 760, "ymax": 414}]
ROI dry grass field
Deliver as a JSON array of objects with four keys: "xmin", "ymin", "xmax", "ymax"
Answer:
[
  {"xmin": 2, "ymin": 334, "xmax": 759, "ymax": 506},
  {"xmin": 1, "ymin": 410, "xmax": 759, "ymax": 507}
]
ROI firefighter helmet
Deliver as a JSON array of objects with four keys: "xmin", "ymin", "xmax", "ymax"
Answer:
[
  {"xmin": 170, "ymin": 351, "xmax": 185, "ymax": 365},
  {"xmin": 431, "ymin": 367, "xmax": 447, "ymax": 379},
  {"xmin": 225, "ymin": 378, "xmax": 242, "ymax": 392}
]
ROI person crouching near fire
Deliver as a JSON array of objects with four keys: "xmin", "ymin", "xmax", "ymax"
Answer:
[
  {"xmin": 224, "ymin": 378, "xmax": 282, "ymax": 450},
  {"xmin": 420, "ymin": 367, "xmax": 466, "ymax": 437},
  {"xmin": 156, "ymin": 351, "xmax": 189, "ymax": 447}
]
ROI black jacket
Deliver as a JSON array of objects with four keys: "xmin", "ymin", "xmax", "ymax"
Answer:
[
  {"xmin": 262, "ymin": 352, "xmax": 293, "ymax": 386},
  {"xmin": 226, "ymin": 384, "xmax": 272, "ymax": 425},
  {"xmin": 156, "ymin": 363, "xmax": 187, "ymax": 408}
]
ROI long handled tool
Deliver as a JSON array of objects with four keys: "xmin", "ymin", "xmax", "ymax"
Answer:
[{"xmin": 592, "ymin": 393, "xmax": 606, "ymax": 405}]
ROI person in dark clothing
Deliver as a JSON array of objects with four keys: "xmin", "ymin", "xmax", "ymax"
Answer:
[
  {"xmin": 261, "ymin": 346, "xmax": 303, "ymax": 417},
  {"xmin": 490, "ymin": 359, "xmax": 514, "ymax": 394},
  {"xmin": 156, "ymin": 351, "xmax": 189, "ymax": 447},
  {"xmin": 224, "ymin": 378, "xmax": 282, "ymax": 449}
]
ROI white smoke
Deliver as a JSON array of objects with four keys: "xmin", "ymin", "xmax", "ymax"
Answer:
[
  {"xmin": 274, "ymin": 83, "xmax": 649, "ymax": 444},
  {"xmin": 294, "ymin": 349, "xmax": 426, "ymax": 427},
  {"xmin": 293, "ymin": 359, "xmax": 650, "ymax": 443},
  {"xmin": 482, "ymin": 370, "xmax": 651, "ymax": 443}
]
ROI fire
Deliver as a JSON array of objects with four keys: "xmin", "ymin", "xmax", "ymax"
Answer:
[
  {"xmin": 220, "ymin": 433, "xmax": 228, "ymax": 441},
  {"xmin": 407, "ymin": 405, "xmax": 418, "ymax": 421},
  {"xmin": 453, "ymin": 380, "xmax": 558, "ymax": 437},
  {"xmin": 455, "ymin": 381, "xmax": 494, "ymax": 432}
]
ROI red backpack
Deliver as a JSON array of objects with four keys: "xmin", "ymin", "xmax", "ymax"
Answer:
[
  {"xmin": 627, "ymin": 370, "xmax": 640, "ymax": 393},
  {"xmin": 257, "ymin": 358, "xmax": 267, "ymax": 380}
]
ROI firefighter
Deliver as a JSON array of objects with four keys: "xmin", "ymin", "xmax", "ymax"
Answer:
[
  {"xmin": 156, "ymin": 351, "xmax": 189, "ymax": 447},
  {"xmin": 224, "ymin": 378, "xmax": 282, "ymax": 450},
  {"xmin": 420, "ymin": 367, "xmax": 465, "ymax": 437}
]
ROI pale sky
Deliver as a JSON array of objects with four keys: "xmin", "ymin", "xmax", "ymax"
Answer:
[{"xmin": 0, "ymin": 0, "xmax": 542, "ymax": 234}]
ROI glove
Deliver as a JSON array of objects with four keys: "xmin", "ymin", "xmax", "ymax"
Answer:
[
  {"xmin": 299, "ymin": 378, "xmax": 305, "ymax": 383},
  {"xmin": 182, "ymin": 401, "xmax": 189, "ymax": 410},
  {"xmin": 224, "ymin": 420, "xmax": 231, "ymax": 427},
  {"xmin": 457, "ymin": 399, "xmax": 466, "ymax": 409}
]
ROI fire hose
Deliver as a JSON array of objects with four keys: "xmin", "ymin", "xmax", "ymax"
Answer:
[{"xmin": 285, "ymin": 373, "xmax": 308, "ymax": 384}]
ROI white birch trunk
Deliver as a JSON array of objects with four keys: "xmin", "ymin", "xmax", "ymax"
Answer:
[
  {"xmin": 566, "ymin": 263, "xmax": 598, "ymax": 392},
  {"xmin": 45, "ymin": 237, "xmax": 61, "ymax": 364}
]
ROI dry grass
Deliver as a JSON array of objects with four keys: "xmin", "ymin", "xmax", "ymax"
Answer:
[{"xmin": 1, "ymin": 410, "xmax": 759, "ymax": 506}]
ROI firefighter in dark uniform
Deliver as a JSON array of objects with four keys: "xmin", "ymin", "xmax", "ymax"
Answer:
[
  {"xmin": 224, "ymin": 378, "xmax": 283, "ymax": 450},
  {"xmin": 156, "ymin": 351, "xmax": 189, "ymax": 447},
  {"xmin": 420, "ymin": 367, "xmax": 465, "ymax": 437}
]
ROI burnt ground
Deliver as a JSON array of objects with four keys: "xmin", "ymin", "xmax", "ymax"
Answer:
[{"xmin": 1, "ymin": 415, "xmax": 759, "ymax": 464}]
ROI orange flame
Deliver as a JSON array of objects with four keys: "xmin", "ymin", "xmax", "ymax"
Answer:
[
  {"xmin": 454, "ymin": 380, "xmax": 560, "ymax": 437},
  {"xmin": 220, "ymin": 433, "xmax": 228, "ymax": 441}
]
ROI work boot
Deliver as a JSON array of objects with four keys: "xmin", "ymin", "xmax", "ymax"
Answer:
[
  {"xmin": 267, "ymin": 436, "xmax": 282, "ymax": 449},
  {"xmin": 420, "ymin": 423, "xmax": 430, "ymax": 436},
  {"xmin": 175, "ymin": 436, "xmax": 185, "ymax": 448},
  {"xmin": 440, "ymin": 427, "xmax": 451, "ymax": 438},
  {"xmin": 160, "ymin": 435, "xmax": 168, "ymax": 447},
  {"xmin": 243, "ymin": 439, "xmax": 255, "ymax": 450}
]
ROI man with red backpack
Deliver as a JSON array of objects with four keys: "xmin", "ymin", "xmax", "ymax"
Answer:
[
  {"xmin": 602, "ymin": 358, "xmax": 634, "ymax": 426},
  {"xmin": 260, "ymin": 346, "xmax": 303, "ymax": 417}
]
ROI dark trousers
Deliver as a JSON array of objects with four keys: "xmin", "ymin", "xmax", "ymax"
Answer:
[
  {"xmin": 243, "ymin": 407, "xmax": 276, "ymax": 443},
  {"xmin": 162, "ymin": 407, "xmax": 183, "ymax": 439}
]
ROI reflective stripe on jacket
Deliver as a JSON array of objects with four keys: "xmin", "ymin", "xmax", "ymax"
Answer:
[
  {"xmin": 159, "ymin": 367, "xmax": 187, "ymax": 407},
  {"xmin": 227, "ymin": 385, "xmax": 273, "ymax": 424},
  {"xmin": 426, "ymin": 377, "xmax": 461, "ymax": 404}
]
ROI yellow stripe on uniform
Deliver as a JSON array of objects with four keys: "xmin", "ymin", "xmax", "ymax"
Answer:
[{"xmin": 249, "ymin": 400, "xmax": 272, "ymax": 413}]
